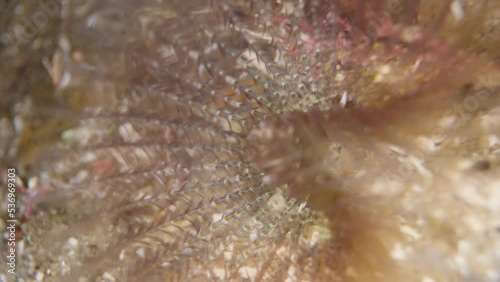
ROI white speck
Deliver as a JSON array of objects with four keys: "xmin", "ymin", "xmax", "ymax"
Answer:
[
  {"xmin": 422, "ymin": 277, "xmax": 435, "ymax": 282},
  {"xmin": 13, "ymin": 116, "xmax": 24, "ymax": 133},
  {"xmin": 102, "ymin": 272, "xmax": 116, "ymax": 282},
  {"xmin": 60, "ymin": 260, "xmax": 70, "ymax": 275},
  {"xmin": 238, "ymin": 266, "xmax": 257, "ymax": 280},
  {"xmin": 267, "ymin": 190, "xmax": 287, "ymax": 212},
  {"xmin": 59, "ymin": 72, "xmax": 72, "ymax": 88},
  {"xmin": 487, "ymin": 269, "xmax": 499, "ymax": 281},
  {"xmin": 180, "ymin": 248, "xmax": 193, "ymax": 255},
  {"xmin": 36, "ymin": 271, "xmax": 45, "ymax": 281},
  {"xmin": 191, "ymin": 6, "xmax": 210, "ymax": 15},
  {"xmin": 457, "ymin": 240, "xmax": 471, "ymax": 252},
  {"xmin": 451, "ymin": 0, "xmax": 464, "ymax": 21},
  {"xmin": 276, "ymin": 246, "xmax": 287, "ymax": 256},
  {"xmin": 70, "ymin": 170, "xmax": 89, "ymax": 184},
  {"xmin": 300, "ymin": 33, "xmax": 312, "ymax": 43},
  {"xmin": 28, "ymin": 176, "xmax": 38, "ymax": 189},
  {"xmin": 250, "ymin": 231, "xmax": 258, "ymax": 242},
  {"xmin": 188, "ymin": 50, "xmax": 200, "ymax": 61},
  {"xmin": 224, "ymin": 251, "xmax": 233, "ymax": 261},
  {"xmin": 463, "ymin": 215, "xmax": 484, "ymax": 233},
  {"xmin": 400, "ymin": 224, "xmax": 422, "ymax": 240},
  {"xmin": 240, "ymin": 50, "xmax": 270, "ymax": 76},
  {"xmin": 118, "ymin": 123, "xmax": 141, "ymax": 142},
  {"xmin": 412, "ymin": 59, "xmax": 422, "ymax": 72},
  {"xmin": 454, "ymin": 255, "xmax": 470, "ymax": 276},
  {"xmin": 225, "ymin": 75, "xmax": 236, "ymax": 85},
  {"xmin": 285, "ymin": 266, "xmax": 296, "ymax": 282},
  {"xmin": 259, "ymin": 126, "xmax": 274, "ymax": 140},
  {"xmin": 213, "ymin": 267, "xmax": 227, "ymax": 280},
  {"xmin": 283, "ymin": 2, "xmax": 296, "ymax": 14},
  {"xmin": 81, "ymin": 152, "xmax": 98, "ymax": 163},
  {"xmin": 273, "ymin": 50, "xmax": 286, "ymax": 66},
  {"xmin": 388, "ymin": 144, "xmax": 407, "ymax": 155},
  {"xmin": 67, "ymin": 237, "xmax": 79, "ymax": 248},
  {"xmin": 340, "ymin": 91, "xmax": 348, "ymax": 107},
  {"xmin": 136, "ymin": 247, "xmax": 145, "ymax": 259},
  {"xmin": 59, "ymin": 36, "xmax": 71, "ymax": 53},
  {"xmin": 212, "ymin": 213, "xmax": 224, "ymax": 223},
  {"xmin": 119, "ymin": 249, "xmax": 125, "ymax": 261},
  {"xmin": 159, "ymin": 45, "xmax": 177, "ymax": 59},
  {"xmin": 298, "ymin": 201, "xmax": 307, "ymax": 212},
  {"xmin": 390, "ymin": 243, "xmax": 406, "ymax": 260},
  {"xmin": 203, "ymin": 43, "xmax": 218, "ymax": 54},
  {"xmin": 409, "ymin": 155, "xmax": 431, "ymax": 176}
]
